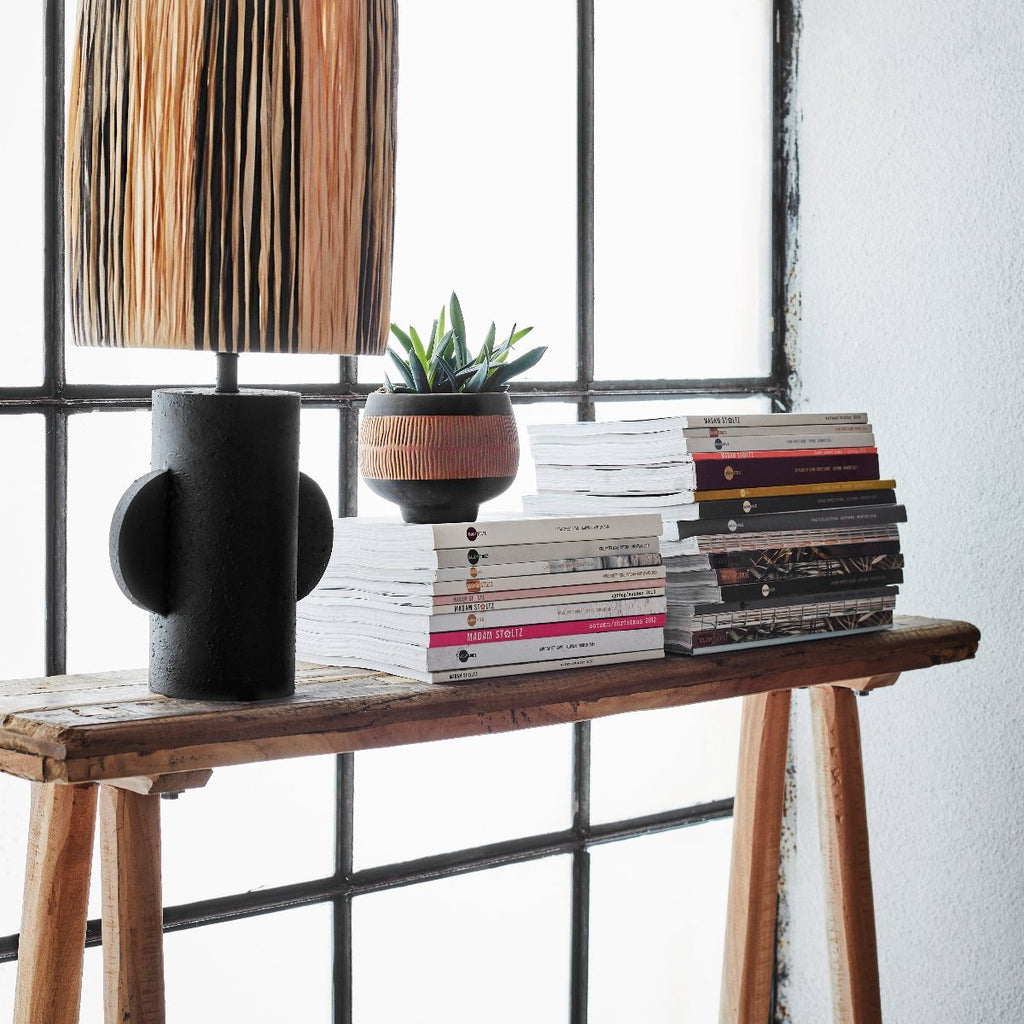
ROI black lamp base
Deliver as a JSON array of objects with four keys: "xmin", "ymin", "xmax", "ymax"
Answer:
[{"xmin": 110, "ymin": 388, "xmax": 333, "ymax": 701}]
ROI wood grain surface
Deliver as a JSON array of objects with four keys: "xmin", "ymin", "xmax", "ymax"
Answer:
[
  {"xmin": 13, "ymin": 783, "xmax": 98, "ymax": 1024},
  {"xmin": 719, "ymin": 690, "xmax": 793, "ymax": 1024},
  {"xmin": 0, "ymin": 617, "xmax": 979, "ymax": 784},
  {"xmin": 811, "ymin": 685, "xmax": 884, "ymax": 1023}
]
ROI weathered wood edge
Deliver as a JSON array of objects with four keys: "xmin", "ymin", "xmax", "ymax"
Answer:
[{"xmin": 0, "ymin": 617, "xmax": 980, "ymax": 783}]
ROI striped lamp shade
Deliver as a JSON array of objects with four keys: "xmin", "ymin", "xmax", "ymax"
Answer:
[{"xmin": 65, "ymin": 0, "xmax": 397, "ymax": 355}]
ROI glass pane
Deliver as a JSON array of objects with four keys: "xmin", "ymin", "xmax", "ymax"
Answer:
[
  {"xmin": 0, "ymin": 416, "xmax": 45, "ymax": 678},
  {"xmin": 591, "ymin": 701, "xmax": 741, "ymax": 823},
  {"xmin": 66, "ymin": 345, "xmax": 341, "ymax": 387},
  {"xmin": 354, "ymin": 726, "xmax": 571, "ymax": 870},
  {"xmin": 0, "ymin": 6, "xmax": 44, "ymax": 385},
  {"xmin": 301, "ymin": 408, "xmax": 342, "ymax": 518},
  {"xmin": 358, "ymin": 0, "xmax": 577, "ymax": 387},
  {"xmin": 0, "ymin": 775, "xmax": 30, "ymax": 938},
  {"xmin": 166, "ymin": 907, "xmax": 333, "ymax": 1023},
  {"xmin": 353, "ymin": 858, "xmax": 571, "ymax": 1023},
  {"xmin": 75, "ymin": 907, "xmax": 333, "ymax": 1023},
  {"xmin": 157, "ymin": 757, "xmax": 335, "ymax": 908},
  {"xmin": 594, "ymin": 0, "xmax": 773, "ymax": 381},
  {"xmin": 67, "ymin": 411, "xmax": 151, "ymax": 673},
  {"xmin": 594, "ymin": 395, "xmax": 772, "ymax": 421},
  {"xmin": 356, "ymin": 401, "xmax": 579, "ymax": 519},
  {"xmin": 0, "ymin": 963, "xmax": 13, "ymax": 1021},
  {"xmin": 589, "ymin": 820, "xmax": 733, "ymax": 1023}
]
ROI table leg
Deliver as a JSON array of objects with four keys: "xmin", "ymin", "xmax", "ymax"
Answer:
[
  {"xmin": 810, "ymin": 684, "xmax": 883, "ymax": 1024},
  {"xmin": 100, "ymin": 785, "xmax": 166, "ymax": 1024},
  {"xmin": 14, "ymin": 782, "xmax": 98, "ymax": 1024},
  {"xmin": 719, "ymin": 690, "xmax": 792, "ymax": 1024}
]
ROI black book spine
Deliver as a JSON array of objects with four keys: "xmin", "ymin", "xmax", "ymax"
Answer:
[
  {"xmin": 674, "ymin": 505, "xmax": 907, "ymax": 539},
  {"xmin": 689, "ymin": 584, "xmax": 900, "ymax": 615},
  {"xmin": 706, "ymin": 540, "xmax": 902, "ymax": 568},
  {"xmin": 695, "ymin": 489, "xmax": 897, "ymax": 519},
  {"xmin": 693, "ymin": 452, "xmax": 881, "ymax": 490},
  {"xmin": 715, "ymin": 569, "xmax": 903, "ymax": 603}
]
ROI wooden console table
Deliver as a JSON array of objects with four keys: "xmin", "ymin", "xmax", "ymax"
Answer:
[{"xmin": 0, "ymin": 615, "xmax": 979, "ymax": 1024}]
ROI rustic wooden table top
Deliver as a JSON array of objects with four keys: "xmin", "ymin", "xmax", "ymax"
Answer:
[{"xmin": 0, "ymin": 615, "xmax": 979, "ymax": 785}]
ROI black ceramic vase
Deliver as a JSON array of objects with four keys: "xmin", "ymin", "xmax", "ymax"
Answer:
[{"xmin": 358, "ymin": 391, "xmax": 520, "ymax": 523}]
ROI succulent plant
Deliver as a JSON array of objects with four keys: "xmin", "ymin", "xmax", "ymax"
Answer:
[{"xmin": 383, "ymin": 292, "xmax": 546, "ymax": 394}]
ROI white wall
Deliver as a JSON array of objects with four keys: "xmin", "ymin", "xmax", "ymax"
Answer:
[{"xmin": 782, "ymin": 1, "xmax": 1024, "ymax": 1020}]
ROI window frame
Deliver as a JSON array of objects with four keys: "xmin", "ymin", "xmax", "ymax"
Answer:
[{"xmin": 0, "ymin": 1, "xmax": 798, "ymax": 1020}]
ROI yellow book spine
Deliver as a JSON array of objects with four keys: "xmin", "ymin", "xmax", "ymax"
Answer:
[{"xmin": 693, "ymin": 479, "xmax": 897, "ymax": 502}]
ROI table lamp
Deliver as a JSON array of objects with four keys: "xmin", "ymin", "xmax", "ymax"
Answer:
[{"xmin": 65, "ymin": 0, "xmax": 397, "ymax": 701}]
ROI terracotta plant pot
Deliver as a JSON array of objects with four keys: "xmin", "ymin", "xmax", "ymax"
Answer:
[{"xmin": 358, "ymin": 391, "xmax": 520, "ymax": 523}]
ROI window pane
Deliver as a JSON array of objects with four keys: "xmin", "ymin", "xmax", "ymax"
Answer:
[
  {"xmin": 157, "ymin": 758, "xmax": 335, "ymax": 908},
  {"xmin": 594, "ymin": 0, "xmax": 773, "ymax": 381},
  {"xmin": 353, "ymin": 858, "xmax": 571, "ymax": 1024},
  {"xmin": 74, "ymin": 906, "xmax": 333, "ymax": 1024},
  {"xmin": 590, "ymin": 701, "xmax": 741, "ymax": 823},
  {"xmin": 589, "ymin": 820, "xmax": 733, "ymax": 1023},
  {"xmin": 0, "ymin": 775, "xmax": 30, "ymax": 938},
  {"xmin": 0, "ymin": 416, "xmax": 45, "ymax": 678},
  {"xmin": 594, "ymin": 395, "xmax": 772, "ymax": 421},
  {"xmin": 301, "ymin": 408, "xmax": 342, "ymax": 518},
  {"xmin": 67, "ymin": 411, "xmax": 151, "ymax": 673},
  {"xmin": 354, "ymin": 726, "xmax": 571, "ymax": 870},
  {"xmin": 66, "ymin": 345, "xmax": 342, "ymax": 387},
  {"xmin": 359, "ymin": 0, "xmax": 577, "ymax": 387},
  {"xmin": 0, "ymin": 5, "xmax": 44, "ymax": 385}
]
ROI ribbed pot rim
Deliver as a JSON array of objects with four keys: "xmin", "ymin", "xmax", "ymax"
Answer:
[{"xmin": 363, "ymin": 390, "xmax": 514, "ymax": 417}]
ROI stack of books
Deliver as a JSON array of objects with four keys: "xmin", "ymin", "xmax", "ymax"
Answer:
[
  {"xmin": 296, "ymin": 514, "xmax": 667, "ymax": 683},
  {"xmin": 523, "ymin": 412, "xmax": 903, "ymax": 655}
]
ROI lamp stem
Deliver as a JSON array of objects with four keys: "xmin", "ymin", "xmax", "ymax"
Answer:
[{"xmin": 216, "ymin": 352, "xmax": 239, "ymax": 394}]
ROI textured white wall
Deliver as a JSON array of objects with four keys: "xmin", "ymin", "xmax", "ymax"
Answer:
[{"xmin": 783, "ymin": 1, "xmax": 1024, "ymax": 1021}]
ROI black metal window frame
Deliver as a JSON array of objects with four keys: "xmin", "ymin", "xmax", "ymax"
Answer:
[{"xmin": 0, "ymin": 2, "xmax": 798, "ymax": 1021}]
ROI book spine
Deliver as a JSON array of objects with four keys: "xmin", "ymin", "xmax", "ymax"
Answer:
[
  {"xmin": 429, "ymin": 613, "xmax": 667, "ymax": 648},
  {"xmin": 692, "ymin": 478, "xmax": 896, "ymax": 502},
  {"xmin": 694, "ymin": 489, "xmax": 896, "ymax": 519},
  {"xmin": 430, "ymin": 565, "xmax": 666, "ymax": 596},
  {"xmin": 682, "ymin": 423, "xmax": 872, "ymax": 438},
  {"xmin": 713, "ymin": 554, "xmax": 904, "ymax": 585},
  {"xmin": 681, "ymin": 610, "xmax": 893, "ymax": 651},
  {"xmin": 670, "ymin": 504, "xmax": 907, "ymax": 540},
  {"xmin": 425, "ymin": 626, "xmax": 665, "ymax": 671},
  {"xmin": 431, "ymin": 552, "xmax": 663, "ymax": 583},
  {"xmin": 436, "ymin": 582, "xmax": 667, "ymax": 611},
  {"xmin": 427, "ymin": 513, "xmax": 664, "ymax": 549},
  {"xmin": 676, "ymin": 594, "xmax": 896, "ymax": 630},
  {"xmin": 680, "ymin": 412, "xmax": 869, "ymax": 428},
  {"xmin": 714, "ymin": 569, "xmax": 903, "ymax": 602},
  {"xmin": 692, "ymin": 452, "xmax": 882, "ymax": 491},
  {"xmin": 691, "ymin": 445, "xmax": 877, "ymax": 461},
  {"xmin": 428, "ymin": 595, "xmax": 667, "ymax": 632},
  {"xmin": 683, "ymin": 432, "xmax": 875, "ymax": 453},
  {"xmin": 705, "ymin": 540, "xmax": 902, "ymax": 568},
  {"xmin": 687, "ymin": 584, "xmax": 900, "ymax": 616},
  {"xmin": 428, "ymin": 647, "xmax": 665, "ymax": 684},
  {"xmin": 433, "ymin": 536, "xmax": 662, "ymax": 569}
]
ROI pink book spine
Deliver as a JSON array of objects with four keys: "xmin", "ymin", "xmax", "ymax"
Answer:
[
  {"xmin": 429, "ymin": 613, "xmax": 667, "ymax": 648},
  {"xmin": 431, "ymin": 577, "xmax": 666, "ymax": 607}
]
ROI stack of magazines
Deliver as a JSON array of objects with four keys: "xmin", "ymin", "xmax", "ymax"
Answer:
[
  {"xmin": 523, "ymin": 412, "xmax": 903, "ymax": 655},
  {"xmin": 297, "ymin": 514, "xmax": 667, "ymax": 683}
]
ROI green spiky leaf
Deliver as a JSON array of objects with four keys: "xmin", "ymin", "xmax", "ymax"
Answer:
[
  {"xmin": 486, "ymin": 345, "xmax": 547, "ymax": 388},
  {"xmin": 389, "ymin": 324, "xmax": 414, "ymax": 354},
  {"xmin": 387, "ymin": 348, "xmax": 415, "ymax": 389},
  {"xmin": 449, "ymin": 292, "xmax": 469, "ymax": 367}
]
